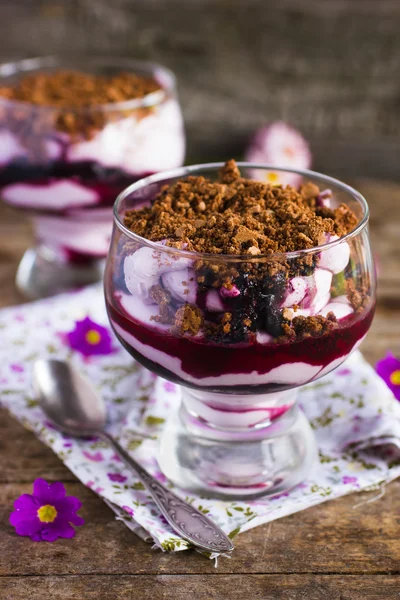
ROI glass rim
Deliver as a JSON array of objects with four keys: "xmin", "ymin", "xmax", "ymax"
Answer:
[
  {"xmin": 0, "ymin": 55, "xmax": 175, "ymax": 113},
  {"xmin": 113, "ymin": 162, "xmax": 370, "ymax": 261}
]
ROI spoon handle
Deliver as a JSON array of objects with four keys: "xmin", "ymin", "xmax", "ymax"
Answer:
[{"xmin": 100, "ymin": 432, "xmax": 234, "ymax": 554}]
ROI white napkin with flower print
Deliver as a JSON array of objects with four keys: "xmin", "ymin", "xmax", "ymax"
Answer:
[{"xmin": 1, "ymin": 284, "xmax": 400, "ymax": 553}]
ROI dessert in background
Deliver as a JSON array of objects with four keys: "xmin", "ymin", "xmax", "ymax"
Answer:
[
  {"xmin": 0, "ymin": 57, "xmax": 185, "ymax": 296},
  {"xmin": 245, "ymin": 121, "xmax": 311, "ymax": 187}
]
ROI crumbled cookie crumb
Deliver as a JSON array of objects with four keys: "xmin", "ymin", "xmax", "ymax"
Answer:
[
  {"xmin": 123, "ymin": 161, "xmax": 369, "ymax": 343},
  {"xmin": 124, "ymin": 160, "xmax": 358, "ymax": 256},
  {"xmin": 346, "ymin": 280, "xmax": 369, "ymax": 312},
  {"xmin": 292, "ymin": 314, "xmax": 338, "ymax": 339},
  {"xmin": 0, "ymin": 70, "xmax": 161, "ymax": 139},
  {"xmin": 149, "ymin": 285, "xmax": 174, "ymax": 324},
  {"xmin": 173, "ymin": 305, "xmax": 204, "ymax": 335}
]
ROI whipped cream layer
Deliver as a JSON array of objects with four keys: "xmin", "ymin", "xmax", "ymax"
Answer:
[
  {"xmin": 122, "ymin": 235, "xmax": 353, "ymax": 324},
  {"xmin": 67, "ymin": 99, "xmax": 185, "ymax": 175},
  {"xmin": 0, "ymin": 99, "xmax": 185, "ymax": 212},
  {"xmin": 3, "ymin": 180, "xmax": 99, "ymax": 211},
  {"xmin": 182, "ymin": 388, "xmax": 297, "ymax": 430},
  {"xmin": 33, "ymin": 208, "xmax": 112, "ymax": 259}
]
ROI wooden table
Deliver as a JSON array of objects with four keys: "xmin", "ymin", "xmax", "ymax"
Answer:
[{"xmin": 0, "ymin": 179, "xmax": 399, "ymax": 599}]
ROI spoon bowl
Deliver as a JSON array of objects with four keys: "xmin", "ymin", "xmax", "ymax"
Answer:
[
  {"xmin": 33, "ymin": 359, "xmax": 107, "ymax": 436},
  {"xmin": 33, "ymin": 358, "xmax": 234, "ymax": 554}
]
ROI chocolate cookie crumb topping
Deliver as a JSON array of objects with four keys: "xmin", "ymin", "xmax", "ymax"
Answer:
[
  {"xmin": 0, "ymin": 70, "xmax": 162, "ymax": 139},
  {"xmin": 124, "ymin": 160, "xmax": 358, "ymax": 256},
  {"xmin": 122, "ymin": 160, "xmax": 370, "ymax": 344},
  {"xmin": 173, "ymin": 305, "xmax": 204, "ymax": 336}
]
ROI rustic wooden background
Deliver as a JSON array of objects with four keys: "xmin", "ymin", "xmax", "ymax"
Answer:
[
  {"xmin": 1, "ymin": 2, "xmax": 400, "ymax": 599},
  {"xmin": 1, "ymin": 0, "xmax": 400, "ymax": 180}
]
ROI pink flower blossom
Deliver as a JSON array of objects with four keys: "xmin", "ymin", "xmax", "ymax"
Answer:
[
  {"xmin": 107, "ymin": 473, "xmax": 127, "ymax": 483},
  {"xmin": 122, "ymin": 505, "xmax": 134, "ymax": 516},
  {"xmin": 163, "ymin": 381, "xmax": 176, "ymax": 393},
  {"xmin": 83, "ymin": 451, "xmax": 104, "ymax": 462},
  {"xmin": 337, "ymin": 368, "xmax": 352, "ymax": 376},
  {"xmin": 245, "ymin": 121, "xmax": 311, "ymax": 187},
  {"xmin": 342, "ymin": 476, "xmax": 358, "ymax": 485}
]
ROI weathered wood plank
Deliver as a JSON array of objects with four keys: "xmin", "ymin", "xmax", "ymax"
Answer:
[
  {"xmin": 1, "ymin": 475, "xmax": 399, "ymax": 575},
  {"xmin": 1, "ymin": 574, "xmax": 399, "ymax": 600},
  {"xmin": 1, "ymin": 1, "xmax": 400, "ymax": 178},
  {"xmin": 0, "ymin": 411, "xmax": 72, "ymax": 483}
]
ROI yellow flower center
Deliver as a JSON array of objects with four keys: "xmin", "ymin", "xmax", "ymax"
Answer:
[
  {"xmin": 37, "ymin": 504, "xmax": 57, "ymax": 523},
  {"xmin": 265, "ymin": 172, "xmax": 280, "ymax": 185},
  {"xmin": 284, "ymin": 146, "xmax": 295, "ymax": 159},
  {"xmin": 85, "ymin": 330, "xmax": 101, "ymax": 345},
  {"xmin": 390, "ymin": 370, "xmax": 400, "ymax": 385}
]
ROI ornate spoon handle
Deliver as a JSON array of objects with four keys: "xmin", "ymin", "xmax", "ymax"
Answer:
[{"xmin": 100, "ymin": 432, "xmax": 234, "ymax": 554}]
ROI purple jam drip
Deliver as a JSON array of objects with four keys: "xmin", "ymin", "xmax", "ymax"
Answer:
[{"xmin": 106, "ymin": 296, "xmax": 375, "ymax": 394}]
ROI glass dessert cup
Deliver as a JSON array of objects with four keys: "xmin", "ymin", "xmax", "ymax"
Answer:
[
  {"xmin": 104, "ymin": 163, "xmax": 376, "ymax": 499},
  {"xmin": 0, "ymin": 56, "xmax": 185, "ymax": 298}
]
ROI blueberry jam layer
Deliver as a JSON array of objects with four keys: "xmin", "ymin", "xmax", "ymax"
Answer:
[
  {"xmin": 106, "ymin": 296, "xmax": 374, "ymax": 393},
  {"xmin": 0, "ymin": 159, "xmax": 151, "ymax": 213}
]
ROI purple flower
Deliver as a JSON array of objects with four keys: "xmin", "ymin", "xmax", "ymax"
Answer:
[
  {"xmin": 122, "ymin": 505, "xmax": 134, "ymax": 516},
  {"xmin": 65, "ymin": 317, "xmax": 114, "ymax": 357},
  {"xmin": 376, "ymin": 352, "xmax": 400, "ymax": 400},
  {"xmin": 337, "ymin": 368, "xmax": 352, "ymax": 376},
  {"xmin": 163, "ymin": 381, "xmax": 176, "ymax": 393},
  {"xmin": 82, "ymin": 451, "xmax": 104, "ymax": 462},
  {"xmin": 107, "ymin": 473, "xmax": 127, "ymax": 483},
  {"xmin": 10, "ymin": 363, "xmax": 24, "ymax": 373},
  {"xmin": 342, "ymin": 476, "xmax": 358, "ymax": 485},
  {"xmin": 9, "ymin": 479, "xmax": 84, "ymax": 542},
  {"xmin": 245, "ymin": 121, "xmax": 311, "ymax": 187}
]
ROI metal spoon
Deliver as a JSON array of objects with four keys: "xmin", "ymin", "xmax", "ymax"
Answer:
[{"xmin": 33, "ymin": 359, "xmax": 234, "ymax": 554}]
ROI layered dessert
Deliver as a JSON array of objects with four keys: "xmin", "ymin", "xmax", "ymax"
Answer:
[
  {"xmin": 105, "ymin": 160, "xmax": 374, "ymax": 429},
  {"xmin": 0, "ymin": 66, "xmax": 185, "ymax": 262}
]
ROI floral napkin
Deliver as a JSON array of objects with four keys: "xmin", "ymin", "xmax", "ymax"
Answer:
[{"xmin": 1, "ymin": 284, "xmax": 400, "ymax": 553}]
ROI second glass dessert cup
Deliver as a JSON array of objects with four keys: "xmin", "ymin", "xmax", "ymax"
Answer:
[
  {"xmin": 104, "ymin": 163, "xmax": 376, "ymax": 499},
  {"xmin": 0, "ymin": 56, "xmax": 185, "ymax": 298}
]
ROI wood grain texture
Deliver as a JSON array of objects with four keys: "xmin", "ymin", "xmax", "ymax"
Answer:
[
  {"xmin": 2, "ymin": 575, "xmax": 400, "ymax": 600},
  {"xmin": 1, "ymin": 1, "xmax": 400, "ymax": 178},
  {"xmin": 0, "ymin": 175, "xmax": 399, "ymax": 597},
  {"xmin": 1, "ymin": 472, "xmax": 400, "ymax": 576}
]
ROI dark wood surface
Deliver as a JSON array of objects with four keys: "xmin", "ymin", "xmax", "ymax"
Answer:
[
  {"xmin": 0, "ymin": 177, "xmax": 399, "ymax": 599},
  {"xmin": 2, "ymin": 1, "xmax": 400, "ymax": 180}
]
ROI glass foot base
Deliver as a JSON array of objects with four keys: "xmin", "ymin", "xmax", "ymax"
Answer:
[
  {"xmin": 16, "ymin": 246, "xmax": 105, "ymax": 300},
  {"xmin": 158, "ymin": 402, "xmax": 317, "ymax": 500}
]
